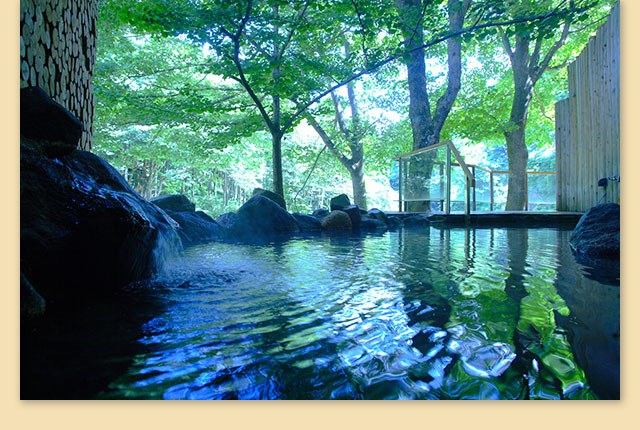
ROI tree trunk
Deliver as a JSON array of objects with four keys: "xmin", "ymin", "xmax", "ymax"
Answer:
[
  {"xmin": 397, "ymin": 0, "xmax": 433, "ymax": 151},
  {"xmin": 504, "ymin": 36, "xmax": 534, "ymax": 210},
  {"xmin": 271, "ymin": 130, "xmax": 284, "ymax": 198},
  {"xmin": 504, "ymin": 126, "xmax": 529, "ymax": 210},
  {"xmin": 350, "ymin": 161, "xmax": 367, "ymax": 210},
  {"xmin": 397, "ymin": 0, "xmax": 469, "ymax": 213},
  {"xmin": 502, "ymin": 16, "xmax": 569, "ymax": 210}
]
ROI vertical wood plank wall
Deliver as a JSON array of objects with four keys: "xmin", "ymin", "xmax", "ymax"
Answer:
[
  {"xmin": 20, "ymin": 0, "xmax": 98, "ymax": 150},
  {"xmin": 555, "ymin": 2, "xmax": 620, "ymax": 212}
]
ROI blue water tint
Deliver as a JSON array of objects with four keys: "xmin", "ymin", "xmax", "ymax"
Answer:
[{"xmin": 98, "ymin": 228, "xmax": 619, "ymax": 400}]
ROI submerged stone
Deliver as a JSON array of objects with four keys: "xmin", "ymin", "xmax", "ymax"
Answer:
[
  {"xmin": 387, "ymin": 216, "xmax": 403, "ymax": 230},
  {"xmin": 403, "ymin": 214, "xmax": 430, "ymax": 228},
  {"xmin": 360, "ymin": 216, "xmax": 388, "ymax": 231}
]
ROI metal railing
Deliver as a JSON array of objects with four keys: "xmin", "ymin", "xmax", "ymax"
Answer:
[{"xmin": 393, "ymin": 141, "xmax": 556, "ymax": 214}]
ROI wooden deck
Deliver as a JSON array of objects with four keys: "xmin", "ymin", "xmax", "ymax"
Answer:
[{"xmin": 386, "ymin": 211, "xmax": 584, "ymax": 228}]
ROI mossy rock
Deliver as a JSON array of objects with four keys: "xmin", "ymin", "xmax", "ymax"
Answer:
[{"xmin": 321, "ymin": 210, "xmax": 352, "ymax": 231}]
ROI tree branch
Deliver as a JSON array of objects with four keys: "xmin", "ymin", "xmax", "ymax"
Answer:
[
  {"xmin": 292, "ymin": 141, "xmax": 327, "ymax": 207},
  {"xmin": 330, "ymin": 91, "xmax": 350, "ymax": 139},
  {"xmin": 305, "ymin": 112, "xmax": 352, "ymax": 169},
  {"xmin": 278, "ymin": 0, "xmax": 311, "ymax": 60},
  {"xmin": 282, "ymin": 5, "xmax": 585, "ymax": 133},
  {"xmin": 433, "ymin": 0, "xmax": 470, "ymax": 136},
  {"xmin": 532, "ymin": 19, "xmax": 570, "ymax": 82},
  {"xmin": 501, "ymin": 30, "xmax": 514, "ymax": 62},
  {"xmin": 533, "ymin": 86, "xmax": 553, "ymax": 122},
  {"xmin": 126, "ymin": 62, "xmax": 215, "ymax": 79}
]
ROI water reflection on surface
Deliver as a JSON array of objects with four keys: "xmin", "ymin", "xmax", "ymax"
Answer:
[{"xmin": 97, "ymin": 227, "xmax": 619, "ymax": 400}]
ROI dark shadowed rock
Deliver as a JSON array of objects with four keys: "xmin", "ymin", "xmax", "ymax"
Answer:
[
  {"xmin": 403, "ymin": 214, "xmax": 430, "ymax": 228},
  {"xmin": 151, "ymin": 194, "xmax": 196, "ymax": 212},
  {"xmin": 232, "ymin": 195, "xmax": 299, "ymax": 240},
  {"xmin": 253, "ymin": 188, "xmax": 287, "ymax": 210},
  {"xmin": 387, "ymin": 216, "xmax": 403, "ymax": 230},
  {"xmin": 20, "ymin": 87, "xmax": 82, "ymax": 157},
  {"xmin": 360, "ymin": 217, "xmax": 388, "ymax": 231},
  {"xmin": 312, "ymin": 208, "xmax": 330, "ymax": 220},
  {"xmin": 21, "ymin": 141, "xmax": 181, "ymax": 305},
  {"xmin": 167, "ymin": 210, "xmax": 227, "ymax": 246},
  {"xmin": 342, "ymin": 205, "xmax": 362, "ymax": 228},
  {"xmin": 570, "ymin": 203, "xmax": 620, "ymax": 258},
  {"xmin": 216, "ymin": 212, "xmax": 237, "ymax": 230},
  {"xmin": 21, "ymin": 272, "xmax": 46, "ymax": 320},
  {"xmin": 330, "ymin": 194, "xmax": 350, "ymax": 211},
  {"xmin": 293, "ymin": 213, "xmax": 323, "ymax": 231},
  {"xmin": 368, "ymin": 208, "xmax": 389, "ymax": 225},
  {"xmin": 321, "ymin": 210, "xmax": 352, "ymax": 231}
]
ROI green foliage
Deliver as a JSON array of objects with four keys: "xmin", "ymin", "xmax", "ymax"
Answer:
[{"xmin": 92, "ymin": 0, "xmax": 617, "ymax": 215}]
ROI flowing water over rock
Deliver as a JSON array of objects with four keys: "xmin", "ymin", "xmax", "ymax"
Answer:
[{"xmin": 23, "ymin": 227, "xmax": 619, "ymax": 399}]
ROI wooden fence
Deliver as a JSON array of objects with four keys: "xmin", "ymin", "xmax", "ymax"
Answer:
[
  {"xmin": 555, "ymin": 2, "xmax": 620, "ymax": 212},
  {"xmin": 20, "ymin": 0, "xmax": 98, "ymax": 150}
]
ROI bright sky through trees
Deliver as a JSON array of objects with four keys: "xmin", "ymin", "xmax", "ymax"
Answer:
[{"xmin": 92, "ymin": 0, "xmax": 615, "ymax": 215}]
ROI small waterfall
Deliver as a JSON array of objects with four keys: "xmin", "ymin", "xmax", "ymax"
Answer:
[{"xmin": 150, "ymin": 224, "xmax": 185, "ymax": 280}]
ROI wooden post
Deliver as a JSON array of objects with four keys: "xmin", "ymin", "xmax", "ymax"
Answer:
[
  {"xmin": 525, "ymin": 173, "xmax": 529, "ymax": 211},
  {"xmin": 439, "ymin": 163, "xmax": 444, "ymax": 211},
  {"xmin": 472, "ymin": 166, "xmax": 476, "ymax": 211},
  {"xmin": 398, "ymin": 160, "xmax": 403, "ymax": 212},
  {"xmin": 465, "ymin": 175, "xmax": 471, "ymax": 217},
  {"xmin": 490, "ymin": 172, "xmax": 494, "ymax": 211},
  {"xmin": 445, "ymin": 145, "xmax": 451, "ymax": 214}
]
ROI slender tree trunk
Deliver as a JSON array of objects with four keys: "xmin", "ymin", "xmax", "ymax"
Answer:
[
  {"xmin": 397, "ymin": 0, "xmax": 433, "ymax": 151},
  {"xmin": 397, "ymin": 0, "xmax": 469, "ymax": 212},
  {"xmin": 504, "ymin": 82, "xmax": 531, "ymax": 210},
  {"xmin": 350, "ymin": 160, "xmax": 367, "ymax": 210},
  {"xmin": 270, "ymin": 3, "xmax": 285, "ymax": 200},
  {"xmin": 504, "ymin": 36, "xmax": 533, "ymax": 210},
  {"xmin": 501, "ymin": 17, "xmax": 570, "ymax": 210},
  {"xmin": 271, "ymin": 129, "xmax": 284, "ymax": 198}
]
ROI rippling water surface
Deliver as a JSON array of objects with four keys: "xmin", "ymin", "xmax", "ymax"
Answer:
[{"xmin": 38, "ymin": 227, "xmax": 622, "ymax": 399}]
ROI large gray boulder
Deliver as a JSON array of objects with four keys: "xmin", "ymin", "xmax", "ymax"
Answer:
[
  {"xmin": 21, "ymin": 139, "xmax": 182, "ymax": 305},
  {"xmin": 151, "ymin": 194, "xmax": 196, "ymax": 212},
  {"xmin": 216, "ymin": 212, "xmax": 237, "ymax": 230},
  {"xmin": 312, "ymin": 208, "xmax": 330, "ymax": 220},
  {"xmin": 167, "ymin": 210, "xmax": 227, "ymax": 246},
  {"xmin": 360, "ymin": 216, "xmax": 388, "ymax": 231},
  {"xmin": 231, "ymin": 195, "xmax": 299, "ymax": 240},
  {"xmin": 252, "ymin": 188, "xmax": 287, "ymax": 210},
  {"xmin": 367, "ymin": 208, "xmax": 389, "ymax": 225},
  {"xmin": 293, "ymin": 213, "xmax": 323, "ymax": 232},
  {"xmin": 570, "ymin": 203, "xmax": 620, "ymax": 258},
  {"xmin": 342, "ymin": 205, "xmax": 362, "ymax": 229},
  {"xmin": 330, "ymin": 194, "xmax": 351, "ymax": 211}
]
